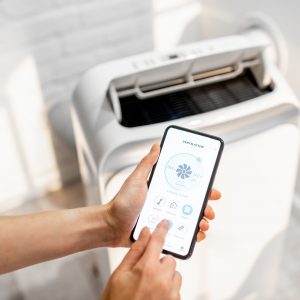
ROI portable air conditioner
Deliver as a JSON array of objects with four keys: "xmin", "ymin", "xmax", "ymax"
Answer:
[{"xmin": 72, "ymin": 27, "xmax": 300, "ymax": 300}]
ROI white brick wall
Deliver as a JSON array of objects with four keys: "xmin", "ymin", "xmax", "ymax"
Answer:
[
  {"xmin": 0, "ymin": 0, "xmax": 154, "ymax": 207},
  {"xmin": 0, "ymin": 0, "xmax": 154, "ymax": 113}
]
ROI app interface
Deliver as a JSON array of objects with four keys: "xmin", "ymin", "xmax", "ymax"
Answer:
[{"xmin": 133, "ymin": 127, "xmax": 221, "ymax": 256}]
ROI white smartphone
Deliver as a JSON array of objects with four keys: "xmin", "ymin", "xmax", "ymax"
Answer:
[{"xmin": 131, "ymin": 125, "xmax": 224, "ymax": 259}]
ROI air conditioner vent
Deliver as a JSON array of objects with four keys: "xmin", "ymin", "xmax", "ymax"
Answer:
[{"xmin": 119, "ymin": 69, "xmax": 272, "ymax": 127}]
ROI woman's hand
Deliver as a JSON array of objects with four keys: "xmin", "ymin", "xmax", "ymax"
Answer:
[
  {"xmin": 101, "ymin": 220, "xmax": 181, "ymax": 300},
  {"xmin": 106, "ymin": 144, "xmax": 221, "ymax": 247}
]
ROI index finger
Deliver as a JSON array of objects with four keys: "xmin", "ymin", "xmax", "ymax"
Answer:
[
  {"xmin": 117, "ymin": 227, "xmax": 151, "ymax": 271},
  {"xmin": 141, "ymin": 219, "xmax": 169, "ymax": 262}
]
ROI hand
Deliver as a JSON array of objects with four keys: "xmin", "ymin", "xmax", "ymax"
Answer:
[
  {"xmin": 101, "ymin": 220, "xmax": 181, "ymax": 300},
  {"xmin": 106, "ymin": 144, "xmax": 221, "ymax": 247}
]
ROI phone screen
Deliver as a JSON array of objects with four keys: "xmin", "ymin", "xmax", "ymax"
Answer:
[{"xmin": 132, "ymin": 125, "xmax": 223, "ymax": 259}]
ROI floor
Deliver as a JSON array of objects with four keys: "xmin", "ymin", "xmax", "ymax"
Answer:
[{"xmin": 0, "ymin": 181, "xmax": 300, "ymax": 300}]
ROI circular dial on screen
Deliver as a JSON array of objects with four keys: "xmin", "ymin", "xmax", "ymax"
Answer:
[{"xmin": 164, "ymin": 153, "xmax": 203, "ymax": 191}]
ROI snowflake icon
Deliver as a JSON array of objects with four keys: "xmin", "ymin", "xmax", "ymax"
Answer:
[{"xmin": 176, "ymin": 164, "xmax": 192, "ymax": 179}]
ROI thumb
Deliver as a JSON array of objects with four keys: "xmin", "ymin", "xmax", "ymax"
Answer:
[
  {"xmin": 131, "ymin": 144, "xmax": 160, "ymax": 180},
  {"xmin": 117, "ymin": 227, "xmax": 151, "ymax": 271}
]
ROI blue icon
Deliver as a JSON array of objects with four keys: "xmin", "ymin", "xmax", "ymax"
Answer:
[
  {"xmin": 167, "ymin": 219, "xmax": 173, "ymax": 229},
  {"xmin": 182, "ymin": 204, "xmax": 193, "ymax": 215},
  {"xmin": 176, "ymin": 164, "xmax": 192, "ymax": 179}
]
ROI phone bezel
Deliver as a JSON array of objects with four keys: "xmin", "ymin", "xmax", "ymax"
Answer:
[{"xmin": 130, "ymin": 125, "xmax": 224, "ymax": 259}]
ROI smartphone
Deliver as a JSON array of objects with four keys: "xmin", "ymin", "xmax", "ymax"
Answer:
[{"xmin": 131, "ymin": 125, "xmax": 224, "ymax": 259}]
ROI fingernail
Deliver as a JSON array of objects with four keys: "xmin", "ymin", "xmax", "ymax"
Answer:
[
  {"xmin": 160, "ymin": 219, "xmax": 170, "ymax": 229},
  {"xmin": 139, "ymin": 227, "xmax": 150, "ymax": 239},
  {"xmin": 141, "ymin": 226, "xmax": 149, "ymax": 233}
]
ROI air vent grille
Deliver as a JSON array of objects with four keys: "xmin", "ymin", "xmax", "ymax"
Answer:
[{"xmin": 119, "ymin": 70, "xmax": 272, "ymax": 127}]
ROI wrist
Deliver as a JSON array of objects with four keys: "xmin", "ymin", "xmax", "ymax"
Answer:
[
  {"xmin": 68, "ymin": 204, "xmax": 117, "ymax": 252},
  {"xmin": 89, "ymin": 204, "xmax": 117, "ymax": 248},
  {"xmin": 100, "ymin": 202, "xmax": 119, "ymax": 247},
  {"xmin": 103, "ymin": 201, "xmax": 131, "ymax": 248}
]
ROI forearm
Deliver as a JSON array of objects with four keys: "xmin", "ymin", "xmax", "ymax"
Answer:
[{"xmin": 0, "ymin": 205, "xmax": 113, "ymax": 274}]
